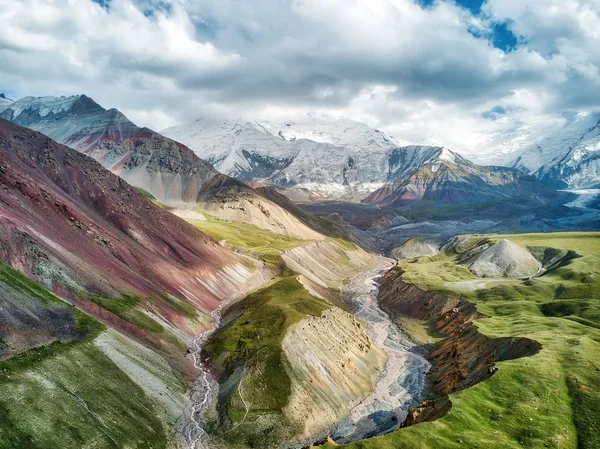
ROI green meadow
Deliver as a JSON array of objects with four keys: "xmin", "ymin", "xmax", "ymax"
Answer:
[{"xmin": 0, "ymin": 262, "xmax": 173, "ymax": 449}]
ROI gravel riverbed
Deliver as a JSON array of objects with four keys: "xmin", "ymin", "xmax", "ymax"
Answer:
[{"xmin": 332, "ymin": 257, "xmax": 431, "ymax": 443}]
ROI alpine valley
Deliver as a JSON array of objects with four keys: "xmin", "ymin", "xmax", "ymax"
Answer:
[{"xmin": 0, "ymin": 92, "xmax": 599, "ymax": 449}]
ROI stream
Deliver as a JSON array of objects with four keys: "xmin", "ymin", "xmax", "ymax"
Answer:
[
  {"xmin": 179, "ymin": 261, "xmax": 272, "ymax": 449},
  {"xmin": 179, "ymin": 304, "xmax": 227, "ymax": 449},
  {"xmin": 332, "ymin": 258, "xmax": 431, "ymax": 443}
]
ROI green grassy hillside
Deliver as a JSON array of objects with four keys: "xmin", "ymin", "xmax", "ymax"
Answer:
[
  {"xmin": 205, "ymin": 272, "xmax": 332, "ymax": 448},
  {"xmin": 323, "ymin": 232, "xmax": 599, "ymax": 449},
  {"xmin": 0, "ymin": 262, "xmax": 182, "ymax": 449}
]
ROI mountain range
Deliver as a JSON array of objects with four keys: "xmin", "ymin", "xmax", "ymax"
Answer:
[
  {"xmin": 0, "ymin": 95, "xmax": 338, "ymax": 240},
  {"xmin": 510, "ymin": 112, "xmax": 600, "ymax": 189},
  {"xmin": 162, "ymin": 116, "xmax": 586, "ymax": 206},
  {"xmin": 0, "ymin": 94, "xmax": 597, "ymax": 252},
  {"xmin": 1, "ymin": 94, "xmax": 591, "ymax": 208}
]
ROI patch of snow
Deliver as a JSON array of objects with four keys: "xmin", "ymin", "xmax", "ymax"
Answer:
[
  {"xmin": 5, "ymin": 95, "xmax": 81, "ymax": 119},
  {"xmin": 162, "ymin": 117, "xmax": 448, "ymax": 199},
  {"xmin": 437, "ymin": 147, "xmax": 456, "ymax": 164}
]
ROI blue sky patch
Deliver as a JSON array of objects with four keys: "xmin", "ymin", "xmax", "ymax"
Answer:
[
  {"xmin": 418, "ymin": 1, "xmax": 519, "ymax": 52},
  {"xmin": 482, "ymin": 105, "xmax": 507, "ymax": 120},
  {"xmin": 91, "ymin": 0, "xmax": 111, "ymax": 10},
  {"xmin": 491, "ymin": 21, "xmax": 518, "ymax": 52}
]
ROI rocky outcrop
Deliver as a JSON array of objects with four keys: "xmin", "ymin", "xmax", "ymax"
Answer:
[
  {"xmin": 282, "ymin": 241, "xmax": 375, "ymax": 289},
  {"xmin": 391, "ymin": 238, "xmax": 439, "ymax": 259},
  {"xmin": 461, "ymin": 239, "xmax": 541, "ymax": 278},
  {"xmin": 283, "ymin": 308, "xmax": 386, "ymax": 440},
  {"xmin": 377, "ymin": 268, "xmax": 542, "ymax": 427}
]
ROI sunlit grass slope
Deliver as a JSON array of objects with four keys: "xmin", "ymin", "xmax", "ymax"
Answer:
[
  {"xmin": 0, "ymin": 262, "xmax": 177, "ymax": 449},
  {"xmin": 183, "ymin": 209, "xmax": 355, "ymax": 265}
]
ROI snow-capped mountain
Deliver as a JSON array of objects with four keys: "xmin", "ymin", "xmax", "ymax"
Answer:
[
  {"xmin": 510, "ymin": 112, "xmax": 600, "ymax": 189},
  {"xmin": 364, "ymin": 147, "xmax": 557, "ymax": 207},
  {"xmin": 162, "ymin": 118, "xmax": 444, "ymax": 200},
  {"xmin": 0, "ymin": 95, "xmax": 218, "ymax": 206}
]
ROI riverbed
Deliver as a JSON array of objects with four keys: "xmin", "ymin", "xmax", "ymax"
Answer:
[
  {"xmin": 332, "ymin": 258, "xmax": 431, "ymax": 443},
  {"xmin": 179, "ymin": 260, "xmax": 273, "ymax": 449}
]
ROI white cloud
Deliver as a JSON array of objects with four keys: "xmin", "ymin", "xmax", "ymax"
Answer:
[{"xmin": 0, "ymin": 0, "xmax": 598, "ymax": 162}]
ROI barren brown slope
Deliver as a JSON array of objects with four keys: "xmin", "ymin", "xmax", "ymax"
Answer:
[
  {"xmin": 195, "ymin": 174, "xmax": 326, "ymax": 240},
  {"xmin": 0, "ymin": 119, "xmax": 256, "ymax": 372}
]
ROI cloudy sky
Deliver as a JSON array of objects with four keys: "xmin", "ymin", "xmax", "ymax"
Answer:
[{"xmin": 1, "ymin": 0, "xmax": 599, "ymax": 162}]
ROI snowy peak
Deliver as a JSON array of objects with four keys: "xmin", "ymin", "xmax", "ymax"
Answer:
[
  {"xmin": 511, "ymin": 112, "xmax": 600, "ymax": 188},
  {"xmin": 247, "ymin": 117, "xmax": 407, "ymax": 151},
  {"xmin": 162, "ymin": 117, "xmax": 445, "ymax": 200},
  {"xmin": 2, "ymin": 95, "xmax": 82, "ymax": 120}
]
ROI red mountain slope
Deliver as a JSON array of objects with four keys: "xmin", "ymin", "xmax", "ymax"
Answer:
[{"xmin": 0, "ymin": 119, "xmax": 254, "ymax": 371}]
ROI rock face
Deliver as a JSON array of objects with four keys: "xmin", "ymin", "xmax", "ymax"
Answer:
[
  {"xmin": 461, "ymin": 239, "xmax": 541, "ymax": 278},
  {"xmin": 511, "ymin": 112, "xmax": 600, "ymax": 189},
  {"xmin": 391, "ymin": 238, "xmax": 439, "ymax": 259},
  {"xmin": 282, "ymin": 307, "xmax": 386, "ymax": 440},
  {"xmin": 0, "ymin": 119, "xmax": 261, "ymax": 370},
  {"xmin": 377, "ymin": 268, "xmax": 542, "ymax": 427}
]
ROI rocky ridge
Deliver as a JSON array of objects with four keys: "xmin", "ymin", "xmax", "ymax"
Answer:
[{"xmin": 377, "ymin": 267, "xmax": 542, "ymax": 427}]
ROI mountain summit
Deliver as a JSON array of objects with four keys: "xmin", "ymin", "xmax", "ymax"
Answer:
[
  {"xmin": 0, "ymin": 95, "xmax": 218, "ymax": 206},
  {"xmin": 511, "ymin": 112, "xmax": 600, "ymax": 189},
  {"xmin": 163, "ymin": 117, "xmax": 451, "ymax": 201}
]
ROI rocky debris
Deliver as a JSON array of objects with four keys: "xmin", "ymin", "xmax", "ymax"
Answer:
[
  {"xmin": 391, "ymin": 238, "xmax": 439, "ymax": 259},
  {"xmin": 461, "ymin": 239, "xmax": 541, "ymax": 278},
  {"xmin": 377, "ymin": 268, "xmax": 542, "ymax": 427}
]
